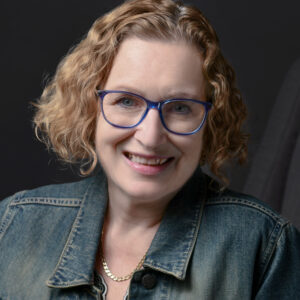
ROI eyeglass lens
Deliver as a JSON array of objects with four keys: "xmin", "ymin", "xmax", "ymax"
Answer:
[{"xmin": 102, "ymin": 92, "xmax": 206, "ymax": 134}]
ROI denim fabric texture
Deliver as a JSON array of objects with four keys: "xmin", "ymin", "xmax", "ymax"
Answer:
[{"xmin": 0, "ymin": 168, "xmax": 299, "ymax": 299}]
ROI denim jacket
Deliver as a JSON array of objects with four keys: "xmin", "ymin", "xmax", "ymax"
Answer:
[{"xmin": 0, "ymin": 168, "xmax": 300, "ymax": 299}]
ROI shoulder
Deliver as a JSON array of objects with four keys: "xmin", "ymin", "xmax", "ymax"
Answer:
[
  {"xmin": 191, "ymin": 175, "xmax": 300, "ymax": 298},
  {"xmin": 0, "ymin": 173, "xmax": 103, "ymax": 212},
  {"xmin": 199, "ymin": 178, "xmax": 298, "ymax": 258},
  {"xmin": 207, "ymin": 190, "xmax": 300, "ymax": 298},
  {"xmin": 206, "ymin": 187, "xmax": 288, "ymax": 226}
]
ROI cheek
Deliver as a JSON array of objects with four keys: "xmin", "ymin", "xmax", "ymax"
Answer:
[
  {"xmin": 188, "ymin": 143, "xmax": 203, "ymax": 166},
  {"xmin": 95, "ymin": 116, "xmax": 134, "ymax": 155},
  {"xmin": 179, "ymin": 131, "xmax": 204, "ymax": 163},
  {"xmin": 95, "ymin": 119, "xmax": 121, "ymax": 173},
  {"xmin": 94, "ymin": 117, "xmax": 106, "ymax": 152},
  {"xmin": 95, "ymin": 116, "xmax": 115, "ymax": 159}
]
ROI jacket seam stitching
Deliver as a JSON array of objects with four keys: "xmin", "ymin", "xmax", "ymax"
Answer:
[
  {"xmin": 144, "ymin": 175, "xmax": 208, "ymax": 280},
  {"xmin": 10, "ymin": 197, "xmax": 82, "ymax": 207},
  {"xmin": 0, "ymin": 199, "xmax": 18, "ymax": 243},
  {"xmin": 257, "ymin": 221, "xmax": 288, "ymax": 289},
  {"xmin": 205, "ymin": 197, "xmax": 286, "ymax": 223},
  {"xmin": 0, "ymin": 191, "xmax": 27, "ymax": 242},
  {"xmin": 46, "ymin": 179, "xmax": 95, "ymax": 286},
  {"xmin": 179, "ymin": 176, "xmax": 207, "ymax": 279}
]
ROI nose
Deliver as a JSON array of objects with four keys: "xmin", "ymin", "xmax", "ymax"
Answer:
[{"xmin": 134, "ymin": 108, "xmax": 167, "ymax": 149}]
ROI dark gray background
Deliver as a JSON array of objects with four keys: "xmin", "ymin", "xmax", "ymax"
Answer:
[{"xmin": 1, "ymin": 0, "xmax": 300, "ymax": 200}]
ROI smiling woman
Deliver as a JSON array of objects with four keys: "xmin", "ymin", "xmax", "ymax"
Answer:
[
  {"xmin": 96, "ymin": 38, "xmax": 207, "ymax": 202},
  {"xmin": 0, "ymin": 0, "xmax": 300, "ymax": 299}
]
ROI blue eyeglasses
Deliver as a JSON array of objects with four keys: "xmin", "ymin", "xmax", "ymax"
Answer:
[{"xmin": 97, "ymin": 90, "xmax": 212, "ymax": 135}]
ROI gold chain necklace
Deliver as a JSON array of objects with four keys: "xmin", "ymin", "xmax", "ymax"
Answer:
[
  {"xmin": 101, "ymin": 252, "xmax": 146, "ymax": 282},
  {"xmin": 101, "ymin": 228, "xmax": 147, "ymax": 282}
]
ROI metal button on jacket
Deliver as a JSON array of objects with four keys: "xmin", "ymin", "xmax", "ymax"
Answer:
[{"xmin": 141, "ymin": 273, "xmax": 157, "ymax": 289}]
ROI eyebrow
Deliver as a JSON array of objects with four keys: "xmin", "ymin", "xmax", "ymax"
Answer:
[{"xmin": 107, "ymin": 85, "xmax": 201, "ymax": 100}]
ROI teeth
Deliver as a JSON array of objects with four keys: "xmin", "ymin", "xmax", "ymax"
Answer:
[{"xmin": 128, "ymin": 153, "xmax": 168, "ymax": 166}]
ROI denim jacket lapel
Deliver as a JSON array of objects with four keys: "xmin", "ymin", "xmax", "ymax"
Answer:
[
  {"xmin": 46, "ymin": 172, "xmax": 108, "ymax": 288},
  {"xmin": 46, "ymin": 167, "xmax": 206, "ymax": 287},
  {"xmin": 144, "ymin": 168, "xmax": 207, "ymax": 280}
]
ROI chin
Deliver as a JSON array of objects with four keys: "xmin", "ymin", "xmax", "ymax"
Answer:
[{"xmin": 120, "ymin": 180, "xmax": 177, "ymax": 202}]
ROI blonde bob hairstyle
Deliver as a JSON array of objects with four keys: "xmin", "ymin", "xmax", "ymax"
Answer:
[{"xmin": 34, "ymin": 0, "xmax": 248, "ymax": 185}]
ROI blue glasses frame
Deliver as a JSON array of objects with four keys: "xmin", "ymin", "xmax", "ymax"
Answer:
[{"xmin": 97, "ymin": 90, "xmax": 212, "ymax": 135}]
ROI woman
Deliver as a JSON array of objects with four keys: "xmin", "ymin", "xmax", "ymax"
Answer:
[{"xmin": 0, "ymin": 0, "xmax": 299, "ymax": 299}]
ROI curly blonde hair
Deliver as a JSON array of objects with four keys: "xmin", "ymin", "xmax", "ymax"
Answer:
[{"xmin": 34, "ymin": 0, "xmax": 248, "ymax": 185}]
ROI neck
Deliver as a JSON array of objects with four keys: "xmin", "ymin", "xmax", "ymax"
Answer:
[
  {"xmin": 98, "ymin": 180, "xmax": 178, "ymax": 269},
  {"xmin": 105, "ymin": 181, "xmax": 176, "ymax": 236}
]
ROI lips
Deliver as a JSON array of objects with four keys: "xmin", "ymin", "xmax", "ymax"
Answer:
[
  {"xmin": 126, "ymin": 152, "xmax": 169, "ymax": 166},
  {"xmin": 123, "ymin": 151, "xmax": 173, "ymax": 174}
]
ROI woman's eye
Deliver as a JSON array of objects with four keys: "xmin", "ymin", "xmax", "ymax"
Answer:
[
  {"xmin": 172, "ymin": 103, "xmax": 191, "ymax": 114},
  {"xmin": 117, "ymin": 97, "xmax": 135, "ymax": 107}
]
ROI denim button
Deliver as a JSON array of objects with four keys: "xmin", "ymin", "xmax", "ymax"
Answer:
[{"xmin": 141, "ymin": 273, "xmax": 157, "ymax": 289}]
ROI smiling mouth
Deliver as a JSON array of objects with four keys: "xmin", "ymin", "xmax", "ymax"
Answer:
[{"xmin": 124, "ymin": 152, "xmax": 173, "ymax": 166}]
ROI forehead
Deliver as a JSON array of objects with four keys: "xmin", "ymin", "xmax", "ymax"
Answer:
[{"xmin": 104, "ymin": 37, "xmax": 206, "ymax": 99}]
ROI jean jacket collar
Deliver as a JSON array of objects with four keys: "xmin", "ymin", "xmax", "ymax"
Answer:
[{"xmin": 46, "ymin": 168, "xmax": 207, "ymax": 288}]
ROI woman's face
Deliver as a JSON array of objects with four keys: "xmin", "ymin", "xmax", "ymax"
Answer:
[{"xmin": 95, "ymin": 37, "xmax": 206, "ymax": 202}]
